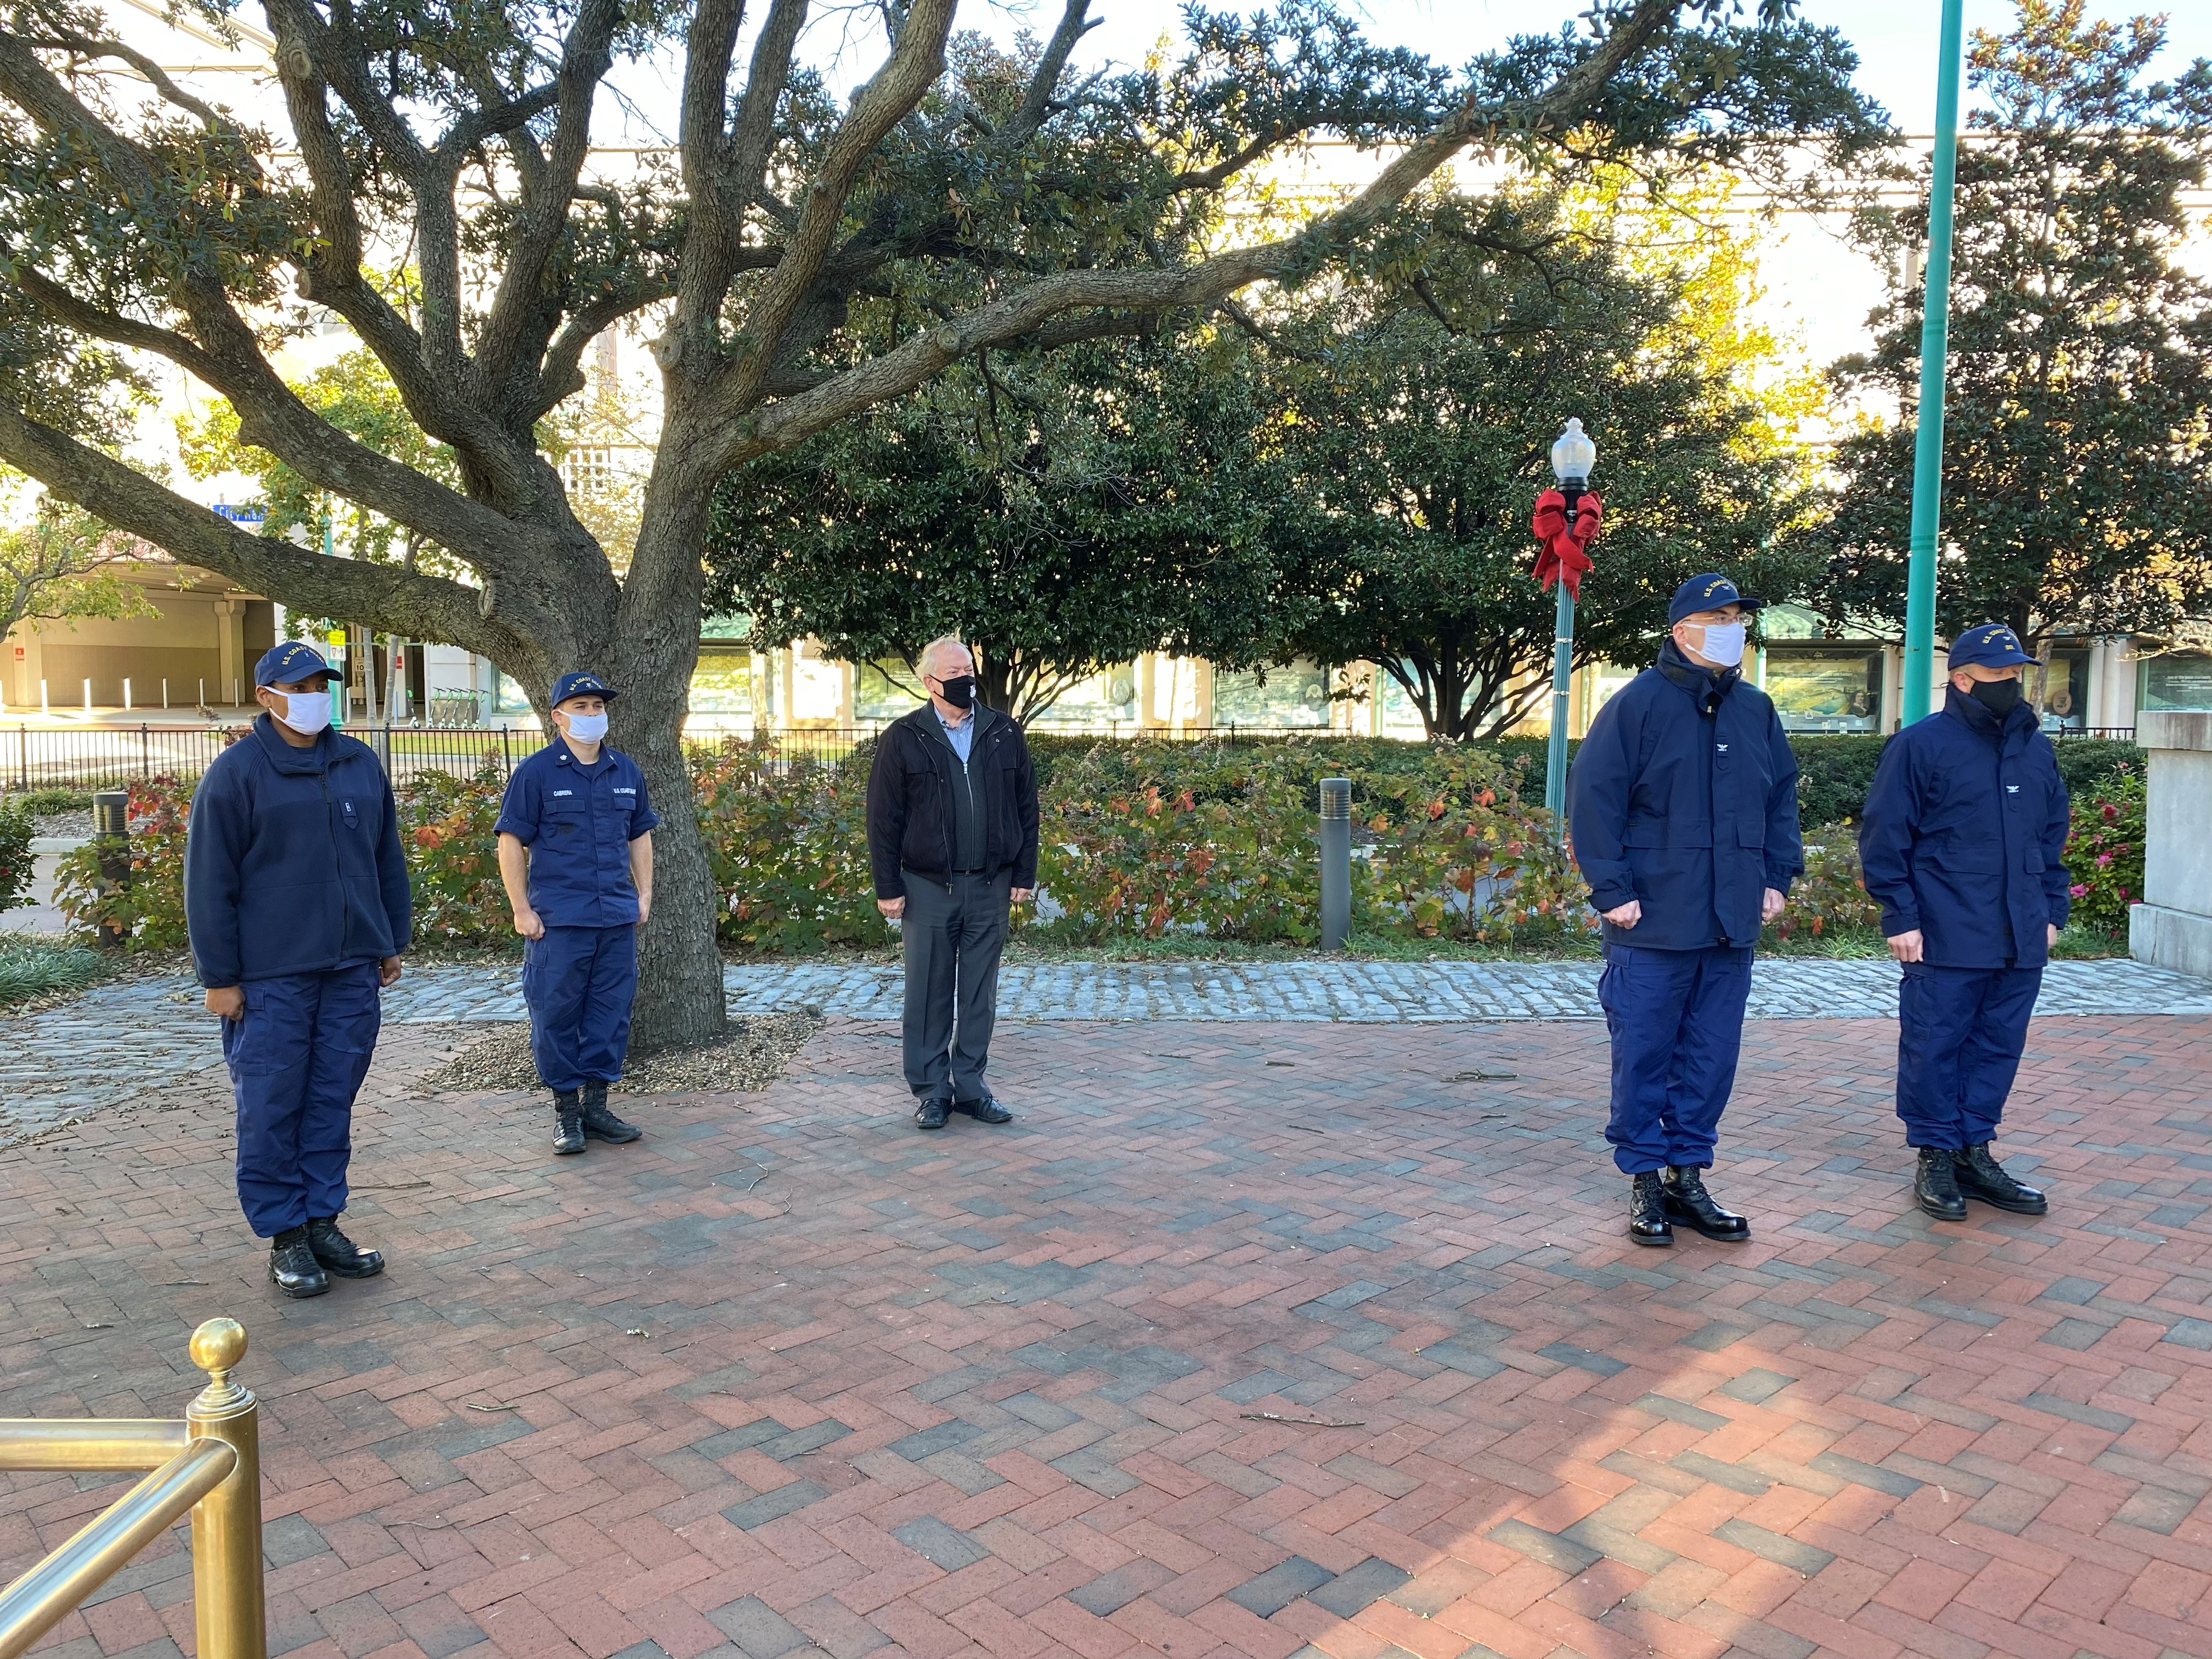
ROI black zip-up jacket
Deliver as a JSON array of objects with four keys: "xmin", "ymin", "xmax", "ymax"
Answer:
[{"xmin": 866, "ymin": 702, "xmax": 1040, "ymax": 899}]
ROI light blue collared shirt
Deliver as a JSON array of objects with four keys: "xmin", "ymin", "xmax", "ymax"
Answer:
[{"xmin": 935, "ymin": 702, "xmax": 976, "ymax": 763}]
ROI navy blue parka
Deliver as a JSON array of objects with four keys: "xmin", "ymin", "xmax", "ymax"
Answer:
[
  {"xmin": 1569, "ymin": 640, "xmax": 1804, "ymax": 951},
  {"xmin": 1857, "ymin": 687, "xmax": 2071, "ymax": 968},
  {"xmin": 184, "ymin": 714, "xmax": 413, "ymax": 987}
]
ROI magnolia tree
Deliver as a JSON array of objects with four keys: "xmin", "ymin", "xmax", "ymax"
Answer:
[{"xmin": 0, "ymin": 0, "xmax": 1877, "ymax": 1047}]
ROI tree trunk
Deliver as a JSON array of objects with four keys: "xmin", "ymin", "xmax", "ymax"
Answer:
[{"xmin": 614, "ymin": 461, "xmax": 727, "ymax": 1054}]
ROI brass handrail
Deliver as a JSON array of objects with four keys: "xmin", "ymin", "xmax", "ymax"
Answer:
[{"xmin": 0, "ymin": 1319, "xmax": 266, "ymax": 1659}]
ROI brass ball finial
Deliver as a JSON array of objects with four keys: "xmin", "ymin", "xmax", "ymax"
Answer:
[{"xmin": 189, "ymin": 1317, "xmax": 247, "ymax": 1379}]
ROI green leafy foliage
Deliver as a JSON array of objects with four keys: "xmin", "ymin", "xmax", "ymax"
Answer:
[
  {"xmin": 0, "ymin": 794, "xmax": 32, "ymax": 913},
  {"xmin": 398, "ymin": 760, "xmax": 516, "ymax": 944},
  {"xmin": 1823, "ymin": 0, "xmax": 2212, "ymax": 645},
  {"xmin": 1769, "ymin": 825, "xmax": 1883, "ymax": 940},
  {"xmin": 706, "ymin": 332, "xmax": 1288, "ymax": 719},
  {"xmin": 2063, "ymin": 762, "xmax": 2146, "ymax": 932},
  {"xmin": 0, "ymin": 476, "xmax": 156, "ymax": 639},
  {"xmin": 692, "ymin": 741, "xmax": 891, "ymax": 953},
  {"xmin": 1268, "ymin": 177, "xmax": 1825, "ymax": 737},
  {"xmin": 52, "ymin": 778, "xmax": 192, "ymax": 950},
  {"xmin": 0, "ymin": 936, "xmax": 109, "ymax": 1003}
]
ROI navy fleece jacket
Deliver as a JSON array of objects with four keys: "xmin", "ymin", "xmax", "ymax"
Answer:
[{"xmin": 183, "ymin": 714, "xmax": 413, "ymax": 987}]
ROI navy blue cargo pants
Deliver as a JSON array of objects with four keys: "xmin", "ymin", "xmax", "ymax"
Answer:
[
  {"xmin": 1597, "ymin": 941, "xmax": 1754, "ymax": 1174},
  {"xmin": 523, "ymin": 924, "xmax": 639, "ymax": 1092},
  {"xmin": 1895, "ymin": 962, "xmax": 2042, "ymax": 1148},
  {"xmin": 221, "ymin": 961, "xmax": 381, "ymax": 1237}
]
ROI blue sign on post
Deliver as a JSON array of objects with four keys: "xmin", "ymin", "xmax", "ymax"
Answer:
[{"xmin": 212, "ymin": 504, "xmax": 266, "ymax": 526}]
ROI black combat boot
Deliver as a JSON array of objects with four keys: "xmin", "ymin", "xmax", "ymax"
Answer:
[
  {"xmin": 1662, "ymin": 1166, "xmax": 1751, "ymax": 1241},
  {"xmin": 552, "ymin": 1088, "xmax": 586, "ymax": 1155},
  {"xmin": 269, "ymin": 1226, "xmax": 330, "ymax": 1298},
  {"xmin": 1953, "ymin": 1144, "xmax": 2047, "ymax": 1214},
  {"xmin": 1915, "ymin": 1146, "xmax": 1967, "ymax": 1221},
  {"xmin": 306, "ymin": 1216, "xmax": 384, "ymax": 1278},
  {"xmin": 915, "ymin": 1098, "xmax": 950, "ymax": 1131},
  {"xmin": 580, "ymin": 1080, "xmax": 642, "ymax": 1143},
  {"xmin": 1629, "ymin": 1170, "xmax": 1673, "ymax": 1247}
]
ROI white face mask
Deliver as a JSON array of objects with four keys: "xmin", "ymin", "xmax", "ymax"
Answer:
[
  {"xmin": 1693, "ymin": 620, "xmax": 1747, "ymax": 667},
  {"xmin": 273, "ymin": 687, "xmax": 332, "ymax": 736},
  {"xmin": 563, "ymin": 710, "xmax": 609, "ymax": 743}
]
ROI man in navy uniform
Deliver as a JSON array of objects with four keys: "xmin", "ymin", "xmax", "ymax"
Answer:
[
  {"xmin": 1569, "ymin": 575, "xmax": 1803, "ymax": 1246},
  {"xmin": 1859, "ymin": 624, "xmax": 2069, "ymax": 1220},
  {"xmin": 185, "ymin": 640, "xmax": 408, "ymax": 1297},
  {"xmin": 495, "ymin": 672, "xmax": 658, "ymax": 1155}
]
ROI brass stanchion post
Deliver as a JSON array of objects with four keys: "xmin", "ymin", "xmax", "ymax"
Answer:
[{"xmin": 184, "ymin": 1320, "xmax": 265, "ymax": 1659}]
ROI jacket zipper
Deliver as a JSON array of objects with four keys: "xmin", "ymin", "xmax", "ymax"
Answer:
[{"xmin": 320, "ymin": 765, "xmax": 349, "ymax": 961}]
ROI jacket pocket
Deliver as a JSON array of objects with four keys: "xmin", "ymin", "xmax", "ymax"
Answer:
[{"xmin": 1736, "ymin": 822, "xmax": 1765, "ymax": 849}]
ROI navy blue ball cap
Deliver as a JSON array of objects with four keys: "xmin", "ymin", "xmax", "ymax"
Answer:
[
  {"xmin": 551, "ymin": 670, "xmax": 616, "ymax": 706},
  {"xmin": 1668, "ymin": 573, "xmax": 1766, "ymax": 625},
  {"xmin": 1948, "ymin": 623, "xmax": 2036, "ymax": 670},
  {"xmin": 254, "ymin": 641, "xmax": 335, "ymax": 687}
]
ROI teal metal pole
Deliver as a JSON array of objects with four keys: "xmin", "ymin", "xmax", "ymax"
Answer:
[
  {"xmin": 1900, "ymin": 0, "xmax": 1965, "ymax": 726},
  {"xmin": 1544, "ymin": 580, "xmax": 1573, "ymax": 834}
]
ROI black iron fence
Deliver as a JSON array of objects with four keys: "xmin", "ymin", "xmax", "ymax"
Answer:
[{"xmin": 2, "ymin": 718, "xmax": 2145, "ymax": 793}]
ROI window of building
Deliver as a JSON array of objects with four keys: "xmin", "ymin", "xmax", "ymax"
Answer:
[
  {"xmin": 1215, "ymin": 662, "xmax": 1330, "ymax": 729},
  {"xmin": 494, "ymin": 670, "xmax": 534, "ymax": 716},
  {"xmin": 855, "ymin": 661, "xmax": 923, "ymax": 724},
  {"xmin": 690, "ymin": 650, "xmax": 753, "ymax": 718},
  {"xmin": 560, "ymin": 445, "xmax": 617, "ymax": 495},
  {"xmin": 1764, "ymin": 648, "xmax": 1883, "ymax": 733},
  {"xmin": 2143, "ymin": 651, "xmax": 2212, "ymax": 712},
  {"xmin": 2031, "ymin": 651, "xmax": 2089, "ymax": 731},
  {"xmin": 1026, "ymin": 665, "xmax": 1140, "ymax": 729}
]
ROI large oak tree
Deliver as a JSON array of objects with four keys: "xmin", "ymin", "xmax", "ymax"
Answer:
[{"xmin": 0, "ymin": 0, "xmax": 1878, "ymax": 1046}]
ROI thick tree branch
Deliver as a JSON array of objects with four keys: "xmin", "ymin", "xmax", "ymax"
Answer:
[
  {"xmin": 0, "ymin": 405, "xmax": 537, "ymax": 658},
  {"xmin": 1009, "ymin": 0, "xmax": 1099, "ymax": 142},
  {"xmin": 736, "ymin": 0, "xmax": 1681, "ymax": 464},
  {"xmin": 713, "ymin": 0, "xmax": 957, "ymax": 411}
]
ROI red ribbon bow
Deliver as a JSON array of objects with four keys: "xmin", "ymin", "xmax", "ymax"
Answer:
[{"xmin": 1531, "ymin": 488, "xmax": 1602, "ymax": 600}]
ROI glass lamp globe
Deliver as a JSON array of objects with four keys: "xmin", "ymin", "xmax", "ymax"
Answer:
[{"xmin": 1550, "ymin": 418, "xmax": 1597, "ymax": 487}]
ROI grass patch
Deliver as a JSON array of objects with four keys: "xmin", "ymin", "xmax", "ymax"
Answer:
[{"xmin": 0, "ymin": 935, "xmax": 113, "ymax": 1003}]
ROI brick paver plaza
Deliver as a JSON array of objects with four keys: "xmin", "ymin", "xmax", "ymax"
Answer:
[{"xmin": 5, "ymin": 1006, "xmax": 2212, "ymax": 1659}]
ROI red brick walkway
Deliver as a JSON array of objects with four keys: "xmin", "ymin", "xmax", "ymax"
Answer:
[{"xmin": 4, "ymin": 1014, "xmax": 2211, "ymax": 1659}]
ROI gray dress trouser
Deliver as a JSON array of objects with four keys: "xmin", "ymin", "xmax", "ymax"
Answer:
[{"xmin": 901, "ymin": 868, "xmax": 1012, "ymax": 1103}]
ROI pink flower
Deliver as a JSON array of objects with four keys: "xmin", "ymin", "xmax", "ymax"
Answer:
[
  {"xmin": 2069, "ymin": 883, "xmax": 2089, "ymax": 897},
  {"xmin": 2096, "ymin": 852, "xmax": 2113, "ymax": 867}
]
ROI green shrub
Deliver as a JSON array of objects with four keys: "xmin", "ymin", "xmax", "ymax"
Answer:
[
  {"xmin": 1772, "ymin": 823, "xmax": 1882, "ymax": 940},
  {"xmin": 399, "ymin": 760, "xmax": 515, "ymax": 943},
  {"xmin": 18, "ymin": 787, "xmax": 93, "ymax": 815},
  {"xmin": 0, "ymin": 936, "xmax": 110, "ymax": 1003},
  {"xmin": 2063, "ymin": 762, "xmax": 2144, "ymax": 933},
  {"xmin": 693, "ymin": 738, "xmax": 890, "ymax": 952},
  {"xmin": 53, "ymin": 778, "xmax": 193, "ymax": 949},
  {"xmin": 0, "ymin": 797, "xmax": 32, "ymax": 914}
]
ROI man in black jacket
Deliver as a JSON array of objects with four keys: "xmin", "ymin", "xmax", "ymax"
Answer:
[{"xmin": 866, "ymin": 636, "xmax": 1040, "ymax": 1129}]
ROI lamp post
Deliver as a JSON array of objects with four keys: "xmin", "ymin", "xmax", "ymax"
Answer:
[
  {"xmin": 1901, "ymin": 0, "xmax": 1966, "ymax": 725},
  {"xmin": 1543, "ymin": 419, "xmax": 1598, "ymax": 829}
]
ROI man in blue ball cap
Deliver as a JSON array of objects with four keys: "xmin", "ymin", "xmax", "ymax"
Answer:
[
  {"xmin": 1859, "ymin": 623, "xmax": 2070, "ymax": 1220},
  {"xmin": 185, "ymin": 640, "xmax": 410, "ymax": 1297},
  {"xmin": 1569, "ymin": 574, "xmax": 1804, "ymax": 1247},
  {"xmin": 495, "ymin": 671, "xmax": 658, "ymax": 1155}
]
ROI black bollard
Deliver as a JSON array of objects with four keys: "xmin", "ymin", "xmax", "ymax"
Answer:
[
  {"xmin": 92, "ymin": 788, "xmax": 129, "ymax": 949},
  {"xmin": 1320, "ymin": 777, "xmax": 1351, "ymax": 951}
]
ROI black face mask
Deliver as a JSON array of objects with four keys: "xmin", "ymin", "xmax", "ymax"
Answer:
[
  {"xmin": 935, "ymin": 674, "xmax": 975, "ymax": 710},
  {"xmin": 1967, "ymin": 676, "xmax": 2023, "ymax": 716}
]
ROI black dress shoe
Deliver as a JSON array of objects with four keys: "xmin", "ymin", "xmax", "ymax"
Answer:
[
  {"xmin": 1915, "ymin": 1146, "xmax": 1968, "ymax": 1221},
  {"xmin": 306, "ymin": 1216, "xmax": 385, "ymax": 1278},
  {"xmin": 581, "ymin": 1080, "xmax": 642, "ymax": 1143},
  {"xmin": 269, "ymin": 1226, "xmax": 330, "ymax": 1298},
  {"xmin": 552, "ymin": 1089, "xmax": 586, "ymax": 1155},
  {"xmin": 1629, "ymin": 1171, "xmax": 1673, "ymax": 1247},
  {"xmin": 953, "ymin": 1096, "xmax": 1014, "ymax": 1124},
  {"xmin": 1662, "ymin": 1166, "xmax": 1751, "ymax": 1241},
  {"xmin": 1953, "ymin": 1144, "xmax": 2047, "ymax": 1214},
  {"xmin": 915, "ymin": 1098, "xmax": 951, "ymax": 1130}
]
